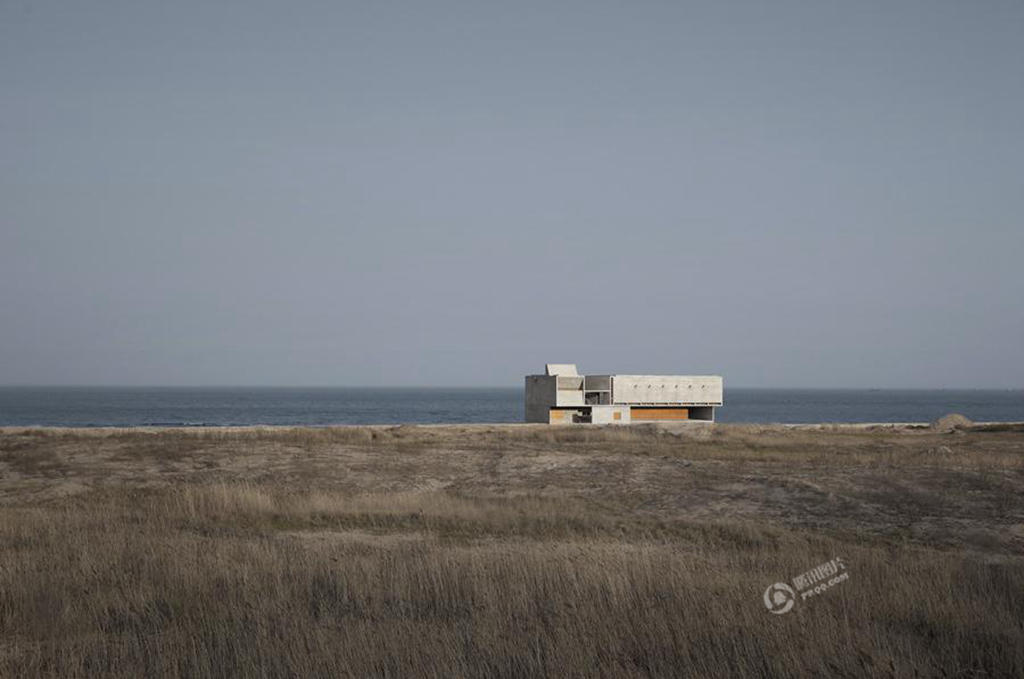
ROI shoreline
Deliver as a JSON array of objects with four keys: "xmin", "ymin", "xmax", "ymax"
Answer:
[{"xmin": 3, "ymin": 420, "xmax": 1023, "ymax": 433}]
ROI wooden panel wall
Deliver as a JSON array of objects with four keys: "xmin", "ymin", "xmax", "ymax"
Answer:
[{"xmin": 630, "ymin": 407, "xmax": 689, "ymax": 421}]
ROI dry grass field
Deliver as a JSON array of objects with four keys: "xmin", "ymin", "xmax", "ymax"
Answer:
[{"xmin": 1, "ymin": 423, "xmax": 1023, "ymax": 678}]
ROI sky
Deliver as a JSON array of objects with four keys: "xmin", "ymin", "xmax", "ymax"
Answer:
[{"xmin": 1, "ymin": 0, "xmax": 1022, "ymax": 388}]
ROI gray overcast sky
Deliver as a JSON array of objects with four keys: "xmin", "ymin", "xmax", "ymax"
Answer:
[{"xmin": 1, "ymin": 1, "xmax": 1022, "ymax": 388}]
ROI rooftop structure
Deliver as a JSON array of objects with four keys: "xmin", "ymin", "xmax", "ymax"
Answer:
[{"xmin": 525, "ymin": 363, "xmax": 723, "ymax": 424}]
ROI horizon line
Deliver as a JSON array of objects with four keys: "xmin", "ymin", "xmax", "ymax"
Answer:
[{"xmin": 1, "ymin": 384, "xmax": 1022, "ymax": 391}]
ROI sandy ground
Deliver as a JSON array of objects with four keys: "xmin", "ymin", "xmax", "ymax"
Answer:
[{"xmin": 2, "ymin": 422, "xmax": 1023, "ymax": 556}]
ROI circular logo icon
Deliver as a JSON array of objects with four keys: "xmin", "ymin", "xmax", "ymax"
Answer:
[{"xmin": 763, "ymin": 582, "xmax": 796, "ymax": 615}]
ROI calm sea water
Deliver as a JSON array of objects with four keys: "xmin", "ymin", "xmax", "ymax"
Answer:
[{"xmin": 0, "ymin": 387, "xmax": 1021, "ymax": 427}]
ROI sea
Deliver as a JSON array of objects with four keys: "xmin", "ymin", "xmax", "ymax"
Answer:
[{"xmin": 0, "ymin": 387, "xmax": 1021, "ymax": 427}]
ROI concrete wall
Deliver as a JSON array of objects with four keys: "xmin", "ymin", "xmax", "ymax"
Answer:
[
  {"xmin": 526, "ymin": 373, "xmax": 586, "ymax": 420},
  {"xmin": 611, "ymin": 375, "xmax": 723, "ymax": 406},
  {"xmin": 556, "ymin": 390, "xmax": 584, "ymax": 407},
  {"xmin": 525, "ymin": 375, "xmax": 557, "ymax": 423},
  {"xmin": 590, "ymin": 405, "xmax": 630, "ymax": 424}
]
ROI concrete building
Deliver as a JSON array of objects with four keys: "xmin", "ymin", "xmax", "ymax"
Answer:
[{"xmin": 525, "ymin": 364, "xmax": 723, "ymax": 424}]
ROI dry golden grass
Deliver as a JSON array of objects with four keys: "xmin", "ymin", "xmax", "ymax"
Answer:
[{"xmin": 1, "ymin": 424, "xmax": 1023, "ymax": 677}]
